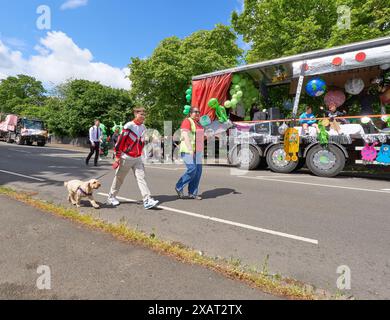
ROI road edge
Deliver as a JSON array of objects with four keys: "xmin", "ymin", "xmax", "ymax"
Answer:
[{"xmin": 0, "ymin": 186, "xmax": 348, "ymax": 300}]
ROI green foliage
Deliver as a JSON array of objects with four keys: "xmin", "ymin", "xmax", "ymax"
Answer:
[
  {"xmin": 232, "ymin": 0, "xmax": 390, "ymax": 63},
  {"xmin": 129, "ymin": 24, "xmax": 243, "ymax": 130},
  {"xmin": 0, "ymin": 75, "xmax": 46, "ymax": 114},
  {"xmin": 48, "ymin": 80, "xmax": 134, "ymax": 137}
]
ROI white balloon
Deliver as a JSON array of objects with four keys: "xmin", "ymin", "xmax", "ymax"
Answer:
[{"xmin": 345, "ymin": 78, "xmax": 365, "ymax": 95}]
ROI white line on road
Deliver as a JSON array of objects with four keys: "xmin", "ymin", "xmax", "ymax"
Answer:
[
  {"xmin": 0, "ymin": 169, "xmax": 45, "ymax": 182},
  {"xmin": 98, "ymin": 192, "xmax": 319, "ymax": 245},
  {"xmin": 145, "ymin": 166, "xmax": 180, "ymax": 171},
  {"xmin": 238, "ymin": 176, "xmax": 390, "ymax": 194},
  {"xmin": 10, "ymin": 149, "xmax": 31, "ymax": 154}
]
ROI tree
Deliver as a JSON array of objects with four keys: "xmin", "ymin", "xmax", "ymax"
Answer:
[
  {"xmin": 49, "ymin": 80, "xmax": 134, "ymax": 137},
  {"xmin": 0, "ymin": 75, "xmax": 46, "ymax": 115},
  {"xmin": 232, "ymin": 0, "xmax": 390, "ymax": 63},
  {"xmin": 128, "ymin": 24, "xmax": 243, "ymax": 130}
]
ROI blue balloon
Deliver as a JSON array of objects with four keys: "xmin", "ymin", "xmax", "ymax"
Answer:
[{"xmin": 306, "ymin": 78, "xmax": 327, "ymax": 97}]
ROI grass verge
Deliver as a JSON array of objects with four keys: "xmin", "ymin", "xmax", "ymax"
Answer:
[{"xmin": 0, "ymin": 186, "xmax": 333, "ymax": 300}]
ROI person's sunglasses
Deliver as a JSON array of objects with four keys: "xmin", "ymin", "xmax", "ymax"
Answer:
[{"xmin": 192, "ymin": 110, "xmax": 200, "ymax": 114}]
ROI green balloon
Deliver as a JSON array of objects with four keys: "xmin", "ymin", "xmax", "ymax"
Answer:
[
  {"xmin": 231, "ymin": 98, "xmax": 238, "ymax": 106},
  {"xmin": 230, "ymin": 89, "xmax": 235, "ymax": 96},
  {"xmin": 186, "ymin": 89, "xmax": 192, "ymax": 95},
  {"xmin": 232, "ymin": 74, "xmax": 241, "ymax": 84},
  {"xmin": 208, "ymin": 98, "xmax": 219, "ymax": 109},
  {"xmin": 183, "ymin": 105, "xmax": 191, "ymax": 115},
  {"xmin": 186, "ymin": 94, "xmax": 191, "ymax": 102},
  {"xmin": 232, "ymin": 94, "xmax": 238, "ymax": 101},
  {"xmin": 224, "ymin": 100, "xmax": 232, "ymax": 109},
  {"xmin": 239, "ymin": 79, "xmax": 247, "ymax": 87},
  {"xmin": 237, "ymin": 91, "xmax": 243, "ymax": 98},
  {"xmin": 234, "ymin": 85, "xmax": 241, "ymax": 91}
]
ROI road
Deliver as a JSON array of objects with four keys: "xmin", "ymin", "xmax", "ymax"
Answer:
[
  {"xmin": 0, "ymin": 142, "xmax": 389, "ymax": 299},
  {"xmin": 0, "ymin": 195, "xmax": 274, "ymax": 300}
]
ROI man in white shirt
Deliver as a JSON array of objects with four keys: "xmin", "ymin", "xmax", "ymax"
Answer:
[{"xmin": 86, "ymin": 119, "xmax": 102, "ymax": 166}]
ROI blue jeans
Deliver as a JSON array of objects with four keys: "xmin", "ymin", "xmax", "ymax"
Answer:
[{"xmin": 176, "ymin": 153, "xmax": 203, "ymax": 196}]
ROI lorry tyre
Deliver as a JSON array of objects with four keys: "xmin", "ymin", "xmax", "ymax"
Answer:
[
  {"xmin": 37, "ymin": 141, "xmax": 46, "ymax": 147},
  {"xmin": 231, "ymin": 144, "xmax": 261, "ymax": 170},
  {"xmin": 306, "ymin": 144, "xmax": 345, "ymax": 177},
  {"xmin": 26, "ymin": 141, "xmax": 33, "ymax": 146},
  {"xmin": 15, "ymin": 135, "xmax": 24, "ymax": 145},
  {"xmin": 266, "ymin": 144, "xmax": 298, "ymax": 173}
]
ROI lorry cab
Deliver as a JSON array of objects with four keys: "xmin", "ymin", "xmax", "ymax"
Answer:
[{"xmin": 13, "ymin": 117, "xmax": 48, "ymax": 147}]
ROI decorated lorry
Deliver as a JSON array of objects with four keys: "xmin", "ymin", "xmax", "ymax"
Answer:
[
  {"xmin": 0, "ymin": 114, "xmax": 48, "ymax": 147},
  {"xmin": 190, "ymin": 36, "xmax": 390, "ymax": 177}
]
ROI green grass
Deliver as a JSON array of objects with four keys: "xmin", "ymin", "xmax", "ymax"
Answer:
[{"xmin": 0, "ymin": 186, "xmax": 340, "ymax": 300}]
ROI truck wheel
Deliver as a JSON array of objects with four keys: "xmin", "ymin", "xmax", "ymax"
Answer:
[
  {"xmin": 26, "ymin": 141, "xmax": 33, "ymax": 146},
  {"xmin": 15, "ymin": 135, "xmax": 24, "ymax": 145},
  {"xmin": 306, "ymin": 144, "xmax": 345, "ymax": 177},
  {"xmin": 266, "ymin": 144, "xmax": 298, "ymax": 173},
  {"xmin": 231, "ymin": 145, "xmax": 261, "ymax": 170},
  {"xmin": 37, "ymin": 141, "xmax": 46, "ymax": 147}
]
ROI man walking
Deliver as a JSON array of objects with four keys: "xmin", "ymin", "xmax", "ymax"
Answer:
[
  {"xmin": 86, "ymin": 119, "xmax": 102, "ymax": 166},
  {"xmin": 107, "ymin": 107, "xmax": 159, "ymax": 210}
]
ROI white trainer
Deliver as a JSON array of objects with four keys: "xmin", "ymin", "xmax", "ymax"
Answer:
[
  {"xmin": 107, "ymin": 196, "xmax": 120, "ymax": 206},
  {"xmin": 144, "ymin": 198, "xmax": 159, "ymax": 210}
]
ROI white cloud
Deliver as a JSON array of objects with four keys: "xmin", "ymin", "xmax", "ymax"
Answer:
[
  {"xmin": 0, "ymin": 31, "xmax": 131, "ymax": 90},
  {"xmin": 60, "ymin": 0, "xmax": 88, "ymax": 10}
]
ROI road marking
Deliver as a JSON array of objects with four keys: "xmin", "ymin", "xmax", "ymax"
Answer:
[
  {"xmin": 382, "ymin": 189, "xmax": 390, "ymax": 191},
  {"xmin": 0, "ymin": 169, "xmax": 45, "ymax": 182},
  {"xmin": 98, "ymin": 192, "xmax": 319, "ymax": 245},
  {"xmin": 238, "ymin": 176, "xmax": 390, "ymax": 194},
  {"xmin": 145, "ymin": 166, "xmax": 180, "ymax": 171},
  {"xmin": 11, "ymin": 149, "xmax": 31, "ymax": 154}
]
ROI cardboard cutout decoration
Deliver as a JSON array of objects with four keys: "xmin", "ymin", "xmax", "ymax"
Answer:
[
  {"xmin": 376, "ymin": 144, "xmax": 390, "ymax": 165},
  {"xmin": 284, "ymin": 128, "xmax": 300, "ymax": 162}
]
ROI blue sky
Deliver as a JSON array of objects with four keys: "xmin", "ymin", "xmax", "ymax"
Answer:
[{"xmin": 0, "ymin": 0, "xmax": 244, "ymax": 88}]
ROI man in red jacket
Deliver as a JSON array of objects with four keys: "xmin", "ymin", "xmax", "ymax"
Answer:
[{"xmin": 107, "ymin": 107, "xmax": 159, "ymax": 210}]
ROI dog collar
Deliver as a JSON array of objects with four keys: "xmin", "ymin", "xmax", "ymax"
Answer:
[{"xmin": 77, "ymin": 187, "xmax": 92, "ymax": 197}]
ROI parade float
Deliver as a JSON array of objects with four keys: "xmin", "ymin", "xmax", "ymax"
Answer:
[{"xmin": 190, "ymin": 37, "xmax": 390, "ymax": 177}]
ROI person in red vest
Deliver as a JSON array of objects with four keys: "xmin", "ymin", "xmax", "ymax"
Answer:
[
  {"xmin": 107, "ymin": 107, "xmax": 159, "ymax": 210},
  {"xmin": 175, "ymin": 107, "xmax": 204, "ymax": 200}
]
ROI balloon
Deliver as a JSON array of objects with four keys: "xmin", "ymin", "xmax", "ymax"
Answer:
[
  {"xmin": 234, "ymin": 85, "xmax": 241, "ymax": 91},
  {"xmin": 208, "ymin": 98, "xmax": 219, "ymax": 109},
  {"xmin": 306, "ymin": 78, "xmax": 327, "ymax": 97},
  {"xmin": 208, "ymin": 98, "xmax": 228, "ymax": 123},
  {"xmin": 183, "ymin": 105, "xmax": 191, "ymax": 115},
  {"xmin": 230, "ymin": 89, "xmax": 235, "ymax": 96},
  {"xmin": 232, "ymin": 74, "xmax": 241, "ymax": 84},
  {"xmin": 186, "ymin": 94, "xmax": 191, "ymax": 102},
  {"xmin": 324, "ymin": 90, "xmax": 346, "ymax": 107},
  {"xmin": 236, "ymin": 91, "xmax": 243, "ymax": 98},
  {"xmin": 186, "ymin": 89, "xmax": 192, "ymax": 95},
  {"xmin": 231, "ymin": 98, "xmax": 238, "ymax": 106},
  {"xmin": 345, "ymin": 78, "xmax": 365, "ymax": 95},
  {"xmin": 232, "ymin": 94, "xmax": 238, "ymax": 101},
  {"xmin": 239, "ymin": 79, "xmax": 247, "ymax": 87},
  {"xmin": 224, "ymin": 100, "xmax": 232, "ymax": 109},
  {"xmin": 200, "ymin": 115, "xmax": 211, "ymax": 127}
]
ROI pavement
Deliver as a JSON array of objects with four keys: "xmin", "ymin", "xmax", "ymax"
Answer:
[
  {"xmin": 0, "ymin": 195, "xmax": 276, "ymax": 300},
  {"xmin": 0, "ymin": 142, "xmax": 390, "ymax": 299}
]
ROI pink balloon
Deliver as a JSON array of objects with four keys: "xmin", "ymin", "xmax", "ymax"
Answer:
[{"xmin": 324, "ymin": 90, "xmax": 346, "ymax": 108}]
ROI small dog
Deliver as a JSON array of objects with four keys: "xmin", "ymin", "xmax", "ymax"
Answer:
[{"xmin": 64, "ymin": 179, "xmax": 102, "ymax": 209}]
